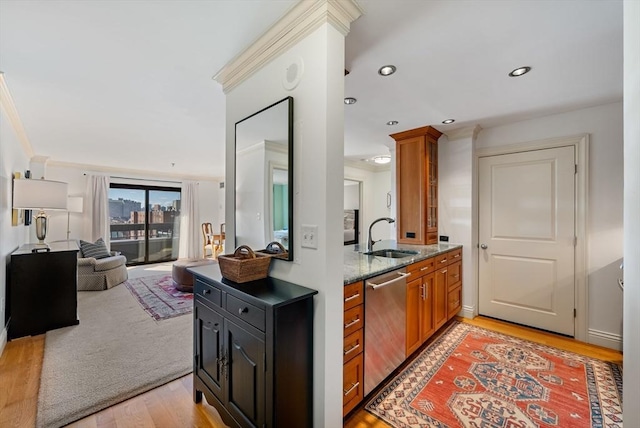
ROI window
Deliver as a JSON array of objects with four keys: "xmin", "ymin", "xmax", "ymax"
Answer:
[{"xmin": 109, "ymin": 184, "xmax": 181, "ymax": 265}]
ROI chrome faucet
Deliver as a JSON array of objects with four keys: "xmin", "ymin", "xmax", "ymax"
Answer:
[{"xmin": 367, "ymin": 217, "xmax": 395, "ymax": 252}]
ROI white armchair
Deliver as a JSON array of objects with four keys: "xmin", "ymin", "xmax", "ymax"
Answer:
[{"xmin": 77, "ymin": 251, "xmax": 128, "ymax": 291}]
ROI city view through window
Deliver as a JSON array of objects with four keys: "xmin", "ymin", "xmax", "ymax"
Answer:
[{"xmin": 109, "ymin": 186, "xmax": 181, "ymax": 264}]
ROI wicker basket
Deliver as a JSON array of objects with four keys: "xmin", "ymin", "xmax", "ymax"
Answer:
[
  {"xmin": 256, "ymin": 241, "xmax": 289, "ymax": 259},
  {"xmin": 218, "ymin": 245, "xmax": 272, "ymax": 283}
]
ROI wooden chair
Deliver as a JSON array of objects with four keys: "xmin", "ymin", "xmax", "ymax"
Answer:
[
  {"xmin": 212, "ymin": 223, "xmax": 225, "ymax": 258},
  {"xmin": 202, "ymin": 222, "xmax": 215, "ymax": 258}
]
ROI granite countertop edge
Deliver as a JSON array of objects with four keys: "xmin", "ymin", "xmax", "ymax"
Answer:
[{"xmin": 344, "ymin": 240, "xmax": 463, "ymax": 285}]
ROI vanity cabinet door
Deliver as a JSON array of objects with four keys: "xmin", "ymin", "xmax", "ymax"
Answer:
[
  {"xmin": 406, "ymin": 276, "xmax": 423, "ymax": 356},
  {"xmin": 194, "ymin": 302, "xmax": 225, "ymax": 400}
]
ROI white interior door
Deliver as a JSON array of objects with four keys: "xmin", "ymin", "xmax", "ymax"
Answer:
[{"xmin": 478, "ymin": 146, "xmax": 575, "ymax": 336}]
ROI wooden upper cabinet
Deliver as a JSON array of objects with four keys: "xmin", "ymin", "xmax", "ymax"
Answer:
[{"xmin": 392, "ymin": 126, "xmax": 442, "ymax": 245}]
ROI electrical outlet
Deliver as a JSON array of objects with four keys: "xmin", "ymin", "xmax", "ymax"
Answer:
[
  {"xmin": 440, "ymin": 235, "xmax": 449, "ymax": 242},
  {"xmin": 301, "ymin": 224, "xmax": 318, "ymax": 249}
]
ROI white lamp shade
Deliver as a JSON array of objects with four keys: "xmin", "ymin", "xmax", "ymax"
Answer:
[
  {"xmin": 67, "ymin": 196, "xmax": 84, "ymax": 213},
  {"xmin": 13, "ymin": 179, "xmax": 69, "ymax": 210}
]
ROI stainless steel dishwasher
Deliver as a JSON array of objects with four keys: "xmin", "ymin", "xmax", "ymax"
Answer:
[{"xmin": 364, "ymin": 267, "xmax": 409, "ymax": 396}]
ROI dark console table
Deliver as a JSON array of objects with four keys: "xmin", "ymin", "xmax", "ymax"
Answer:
[
  {"xmin": 7, "ymin": 241, "xmax": 80, "ymax": 339},
  {"xmin": 188, "ymin": 263, "xmax": 317, "ymax": 428}
]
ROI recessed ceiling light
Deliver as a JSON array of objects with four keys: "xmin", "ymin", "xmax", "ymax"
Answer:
[
  {"xmin": 372, "ymin": 155, "xmax": 391, "ymax": 164},
  {"xmin": 442, "ymin": 119, "xmax": 455, "ymax": 124},
  {"xmin": 378, "ymin": 65, "xmax": 396, "ymax": 76},
  {"xmin": 386, "ymin": 120, "xmax": 398, "ymax": 126},
  {"xmin": 344, "ymin": 97, "xmax": 357, "ymax": 105},
  {"xmin": 508, "ymin": 66, "xmax": 532, "ymax": 77}
]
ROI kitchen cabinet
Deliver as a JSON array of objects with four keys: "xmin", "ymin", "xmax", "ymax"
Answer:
[
  {"xmin": 392, "ymin": 125, "xmax": 442, "ymax": 245},
  {"xmin": 406, "ymin": 257, "xmax": 435, "ymax": 356},
  {"xmin": 343, "ymin": 280, "xmax": 364, "ymax": 417},
  {"xmin": 190, "ymin": 266, "xmax": 317, "ymax": 428}
]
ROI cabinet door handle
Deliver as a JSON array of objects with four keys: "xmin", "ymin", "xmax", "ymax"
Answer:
[
  {"xmin": 344, "ymin": 343, "xmax": 360, "ymax": 356},
  {"xmin": 420, "ymin": 284, "xmax": 425, "ymax": 300},
  {"xmin": 441, "ymin": 269, "xmax": 447, "ymax": 274},
  {"xmin": 344, "ymin": 318, "xmax": 360, "ymax": 329},
  {"xmin": 344, "ymin": 382, "xmax": 360, "ymax": 396},
  {"xmin": 344, "ymin": 293, "xmax": 360, "ymax": 303},
  {"xmin": 238, "ymin": 307, "xmax": 248, "ymax": 315}
]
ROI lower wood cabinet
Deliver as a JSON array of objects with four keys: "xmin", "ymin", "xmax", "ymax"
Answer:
[
  {"xmin": 190, "ymin": 265, "xmax": 317, "ymax": 428},
  {"xmin": 343, "ymin": 280, "xmax": 364, "ymax": 417}
]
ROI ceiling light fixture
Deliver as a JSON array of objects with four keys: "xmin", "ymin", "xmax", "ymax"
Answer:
[
  {"xmin": 508, "ymin": 66, "xmax": 532, "ymax": 77},
  {"xmin": 344, "ymin": 97, "xmax": 357, "ymax": 105},
  {"xmin": 378, "ymin": 65, "xmax": 396, "ymax": 76},
  {"xmin": 386, "ymin": 120, "xmax": 398, "ymax": 126},
  {"xmin": 442, "ymin": 119, "xmax": 455, "ymax": 124},
  {"xmin": 372, "ymin": 155, "xmax": 391, "ymax": 164}
]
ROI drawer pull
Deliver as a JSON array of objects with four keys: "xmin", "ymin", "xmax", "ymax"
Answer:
[
  {"xmin": 344, "ymin": 293, "xmax": 360, "ymax": 303},
  {"xmin": 454, "ymin": 254, "xmax": 460, "ymax": 258},
  {"xmin": 202, "ymin": 289, "xmax": 211, "ymax": 295},
  {"xmin": 441, "ymin": 269, "xmax": 447, "ymax": 274},
  {"xmin": 420, "ymin": 266, "xmax": 430, "ymax": 271},
  {"xmin": 344, "ymin": 343, "xmax": 360, "ymax": 356},
  {"xmin": 344, "ymin": 382, "xmax": 360, "ymax": 396},
  {"xmin": 344, "ymin": 318, "xmax": 360, "ymax": 329},
  {"xmin": 238, "ymin": 307, "xmax": 248, "ymax": 315},
  {"xmin": 440, "ymin": 259, "xmax": 447, "ymax": 264},
  {"xmin": 453, "ymin": 274, "xmax": 460, "ymax": 279}
]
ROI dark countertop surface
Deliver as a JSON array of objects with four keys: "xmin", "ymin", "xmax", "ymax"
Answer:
[{"xmin": 344, "ymin": 240, "xmax": 462, "ymax": 284}]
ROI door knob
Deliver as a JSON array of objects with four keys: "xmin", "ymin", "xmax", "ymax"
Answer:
[{"xmin": 480, "ymin": 244, "xmax": 488, "ymax": 249}]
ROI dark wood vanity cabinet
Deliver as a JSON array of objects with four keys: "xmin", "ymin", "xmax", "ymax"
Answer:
[{"xmin": 190, "ymin": 264, "xmax": 317, "ymax": 428}]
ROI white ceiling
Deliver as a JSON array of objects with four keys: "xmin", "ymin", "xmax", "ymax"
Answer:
[{"xmin": 0, "ymin": 0, "xmax": 623, "ymax": 179}]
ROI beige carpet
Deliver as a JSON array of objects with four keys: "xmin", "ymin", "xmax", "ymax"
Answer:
[{"xmin": 36, "ymin": 280, "xmax": 192, "ymax": 428}]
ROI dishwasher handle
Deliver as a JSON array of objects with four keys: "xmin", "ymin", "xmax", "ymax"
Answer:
[{"xmin": 367, "ymin": 272, "xmax": 410, "ymax": 290}]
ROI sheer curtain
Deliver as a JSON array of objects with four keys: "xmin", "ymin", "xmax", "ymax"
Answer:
[
  {"xmin": 179, "ymin": 181, "xmax": 200, "ymax": 258},
  {"xmin": 84, "ymin": 175, "xmax": 110, "ymax": 246}
]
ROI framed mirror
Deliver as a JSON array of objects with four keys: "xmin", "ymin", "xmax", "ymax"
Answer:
[{"xmin": 235, "ymin": 96, "xmax": 293, "ymax": 261}]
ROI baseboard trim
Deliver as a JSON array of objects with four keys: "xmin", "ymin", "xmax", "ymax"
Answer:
[
  {"xmin": 588, "ymin": 328, "xmax": 623, "ymax": 351},
  {"xmin": 460, "ymin": 305, "xmax": 475, "ymax": 319},
  {"xmin": 0, "ymin": 326, "xmax": 7, "ymax": 358}
]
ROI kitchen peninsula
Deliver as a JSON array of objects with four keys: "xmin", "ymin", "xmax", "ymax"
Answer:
[{"xmin": 342, "ymin": 241, "xmax": 463, "ymax": 416}]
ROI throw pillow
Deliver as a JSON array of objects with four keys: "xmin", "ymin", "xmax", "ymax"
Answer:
[{"xmin": 80, "ymin": 238, "xmax": 111, "ymax": 259}]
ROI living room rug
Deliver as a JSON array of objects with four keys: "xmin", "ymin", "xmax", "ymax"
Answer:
[
  {"xmin": 36, "ymin": 282, "xmax": 192, "ymax": 428},
  {"xmin": 124, "ymin": 273, "xmax": 193, "ymax": 320},
  {"xmin": 366, "ymin": 321, "xmax": 623, "ymax": 428}
]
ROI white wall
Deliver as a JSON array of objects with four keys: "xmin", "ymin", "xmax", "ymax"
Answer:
[
  {"xmin": 344, "ymin": 165, "xmax": 392, "ymax": 245},
  {"xmin": 0, "ymin": 110, "xmax": 31, "ymax": 354},
  {"xmin": 623, "ymin": 0, "xmax": 640, "ymax": 422},
  {"xmin": 473, "ymin": 101, "xmax": 624, "ymax": 348},
  {"xmin": 224, "ymin": 23, "xmax": 346, "ymax": 428}
]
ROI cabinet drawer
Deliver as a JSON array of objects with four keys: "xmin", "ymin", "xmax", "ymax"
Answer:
[
  {"xmin": 344, "ymin": 281, "xmax": 364, "ymax": 311},
  {"xmin": 435, "ymin": 252, "xmax": 449, "ymax": 267},
  {"xmin": 344, "ymin": 305, "xmax": 363, "ymax": 338},
  {"xmin": 226, "ymin": 294, "xmax": 265, "ymax": 331},
  {"xmin": 408, "ymin": 257, "xmax": 435, "ymax": 276},
  {"xmin": 448, "ymin": 248, "xmax": 462, "ymax": 264},
  {"xmin": 195, "ymin": 279, "xmax": 221, "ymax": 307},
  {"xmin": 447, "ymin": 261, "xmax": 462, "ymax": 290},
  {"xmin": 343, "ymin": 353, "xmax": 364, "ymax": 416},
  {"xmin": 343, "ymin": 329, "xmax": 363, "ymax": 364},
  {"xmin": 447, "ymin": 286, "xmax": 462, "ymax": 319}
]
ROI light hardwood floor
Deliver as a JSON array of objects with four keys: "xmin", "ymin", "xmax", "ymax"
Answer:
[{"xmin": 0, "ymin": 315, "xmax": 622, "ymax": 428}]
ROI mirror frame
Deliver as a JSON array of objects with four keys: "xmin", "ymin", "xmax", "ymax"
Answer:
[{"xmin": 234, "ymin": 96, "xmax": 294, "ymax": 261}]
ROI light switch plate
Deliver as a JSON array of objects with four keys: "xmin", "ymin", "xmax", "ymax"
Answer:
[{"xmin": 301, "ymin": 224, "xmax": 318, "ymax": 249}]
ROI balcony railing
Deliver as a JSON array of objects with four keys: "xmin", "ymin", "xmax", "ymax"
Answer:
[{"xmin": 110, "ymin": 222, "xmax": 179, "ymax": 264}]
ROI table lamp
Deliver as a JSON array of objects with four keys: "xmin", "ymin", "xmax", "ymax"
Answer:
[{"xmin": 12, "ymin": 178, "xmax": 69, "ymax": 247}]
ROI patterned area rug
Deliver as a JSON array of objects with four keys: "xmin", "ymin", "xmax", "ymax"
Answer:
[
  {"xmin": 366, "ymin": 321, "xmax": 623, "ymax": 428},
  {"xmin": 124, "ymin": 274, "xmax": 193, "ymax": 320}
]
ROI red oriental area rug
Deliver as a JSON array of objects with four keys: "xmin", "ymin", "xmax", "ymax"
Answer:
[
  {"xmin": 366, "ymin": 321, "xmax": 623, "ymax": 428},
  {"xmin": 124, "ymin": 274, "xmax": 193, "ymax": 321}
]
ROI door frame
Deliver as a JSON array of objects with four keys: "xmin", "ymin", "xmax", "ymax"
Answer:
[{"xmin": 474, "ymin": 134, "xmax": 589, "ymax": 342}]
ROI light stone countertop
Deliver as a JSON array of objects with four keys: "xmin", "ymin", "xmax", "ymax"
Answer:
[{"xmin": 344, "ymin": 240, "xmax": 462, "ymax": 284}]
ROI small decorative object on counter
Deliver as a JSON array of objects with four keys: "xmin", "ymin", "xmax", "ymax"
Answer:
[
  {"xmin": 256, "ymin": 241, "xmax": 289, "ymax": 259},
  {"xmin": 218, "ymin": 245, "xmax": 272, "ymax": 283}
]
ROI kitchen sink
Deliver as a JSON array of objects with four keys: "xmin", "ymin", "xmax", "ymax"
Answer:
[{"xmin": 363, "ymin": 249, "xmax": 419, "ymax": 258}]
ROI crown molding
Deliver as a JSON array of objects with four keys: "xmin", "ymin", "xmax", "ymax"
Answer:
[
  {"xmin": 214, "ymin": 0, "xmax": 364, "ymax": 94},
  {"xmin": 47, "ymin": 160, "xmax": 223, "ymax": 183},
  {"xmin": 442, "ymin": 125, "xmax": 482, "ymax": 141},
  {"xmin": 0, "ymin": 72, "xmax": 35, "ymax": 158}
]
